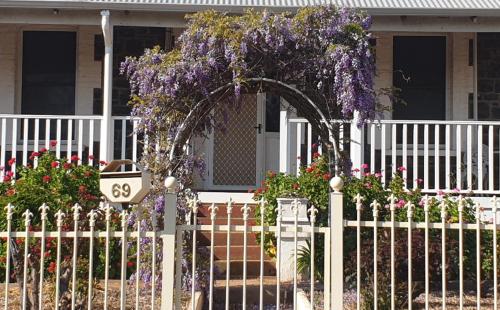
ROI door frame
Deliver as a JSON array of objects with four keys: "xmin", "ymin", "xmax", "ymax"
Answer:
[{"xmin": 204, "ymin": 94, "xmax": 266, "ymax": 191}]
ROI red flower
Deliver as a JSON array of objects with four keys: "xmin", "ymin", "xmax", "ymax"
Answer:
[
  {"xmin": 7, "ymin": 158, "xmax": 15, "ymax": 166},
  {"xmin": 31, "ymin": 151, "xmax": 40, "ymax": 158},
  {"xmin": 63, "ymin": 163, "xmax": 72, "ymax": 170},
  {"xmin": 6, "ymin": 188, "xmax": 15, "ymax": 197},
  {"xmin": 323, "ymin": 173, "xmax": 331, "ymax": 181},
  {"xmin": 313, "ymin": 152, "xmax": 321, "ymax": 159},
  {"xmin": 0, "ymin": 256, "xmax": 6, "ymax": 263},
  {"xmin": 5, "ymin": 171, "xmax": 13, "ymax": 177},
  {"xmin": 42, "ymin": 175, "xmax": 51, "ymax": 183},
  {"xmin": 127, "ymin": 261, "xmax": 134, "ymax": 268},
  {"xmin": 50, "ymin": 140, "xmax": 57, "ymax": 147},
  {"xmin": 78, "ymin": 185, "xmax": 87, "ymax": 193},
  {"xmin": 39, "ymin": 147, "xmax": 47, "ymax": 153},
  {"xmin": 15, "ymin": 239, "xmax": 23, "ymax": 245},
  {"xmin": 3, "ymin": 175, "xmax": 11, "ymax": 183},
  {"xmin": 292, "ymin": 183, "xmax": 300, "ymax": 190},
  {"xmin": 44, "ymin": 251, "xmax": 51, "ymax": 258},
  {"xmin": 71, "ymin": 155, "xmax": 79, "ymax": 162},
  {"xmin": 50, "ymin": 161, "xmax": 59, "ymax": 168},
  {"xmin": 397, "ymin": 166, "xmax": 406, "ymax": 172},
  {"xmin": 99, "ymin": 160, "xmax": 108, "ymax": 166},
  {"xmin": 88, "ymin": 155, "xmax": 95, "ymax": 160},
  {"xmin": 361, "ymin": 163, "xmax": 369, "ymax": 169},
  {"xmin": 48, "ymin": 262, "xmax": 56, "ymax": 273},
  {"xmin": 84, "ymin": 171, "xmax": 93, "ymax": 177},
  {"xmin": 306, "ymin": 167, "xmax": 314, "ymax": 173}
]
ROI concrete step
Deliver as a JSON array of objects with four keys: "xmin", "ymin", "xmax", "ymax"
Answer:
[
  {"xmin": 215, "ymin": 260, "xmax": 276, "ymax": 278},
  {"xmin": 210, "ymin": 245, "xmax": 272, "ymax": 260},
  {"xmin": 198, "ymin": 231, "xmax": 260, "ymax": 246}
]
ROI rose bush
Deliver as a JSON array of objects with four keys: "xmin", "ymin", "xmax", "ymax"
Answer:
[{"xmin": 0, "ymin": 145, "xmax": 127, "ymax": 309}]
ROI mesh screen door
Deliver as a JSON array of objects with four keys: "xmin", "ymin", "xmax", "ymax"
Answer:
[{"xmin": 213, "ymin": 95, "xmax": 258, "ymax": 186}]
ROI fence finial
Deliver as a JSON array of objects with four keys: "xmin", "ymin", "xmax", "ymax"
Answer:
[
  {"xmin": 423, "ymin": 195, "xmax": 430, "ymax": 212},
  {"xmin": 475, "ymin": 202, "xmax": 482, "ymax": 220},
  {"xmin": 440, "ymin": 200, "xmax": 447, "ymax": 220},
  {"xmin": 164, "ymin": 176, "xmax": 178, "ymax": 193},
  {"xmin": 5, "ymin": 203, "xmax": 14, "ymax": 220},
  {"xmin": 72, "ymin": 203, "xmax": 82, "ymax": 221},
  {"xmin": 370, "ymin": 200, "xmax": 380, "ymax": 218},
  {"xmin": 492, "ymin": 196, "xmax": 499, "ymax": 214},
  {"xmin": 241, "ymin": 204, "xmax": 251, "ymax": 221},
  {"xmin": 308, "ymin": 205, "xmax": 318, "ymax": 223},
  {"xmin": 291, "ymin": 199, "xmax": 300, "ymax": 217},
  {"xmin": 119, "ymin": 210, "xmax": 129, "ymax": 228},
  {"xmin": 39, "ymin": 203, "xmax": 49, "ymax": 221},
  {"xmin": 329, "ymin": 176, "xmax": 344, "ymax": 192},
  {"xmin": 88, "ymin": 209, "xmax": 98, "ymax": 227},
  {"xmin": 387, "ymin": 194, "xmax": 396, "ymax": 211},
  {"xmin": 22, "ymin": 209, "xmax": 33, "ymax": 227},
  {"xmin": 406, "ymin": 201, "xmax": 415, "ymax": 219},
  {"xmin": 457, "ymin": 195, "xmax": 465, "ymax": 212},
  {"xmin": 55, "ymin": 210, "xmax": 65, "ymax": 227},
  {"xmin": 209, "ymin": 203, "xmax": 218, "ymax": 220},
  {"xmin": 104, "ymin": 202, "xmax": 113, "ymax": 221},
  {"xmin": 353, "ymin": 194, "xmax": 364, "ymax": 211},
  {"xmin": 227, "ymin": 197, "xmax": 233, "ymax": 215}
]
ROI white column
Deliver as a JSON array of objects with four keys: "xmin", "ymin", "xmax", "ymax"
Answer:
[
  {"xmin": 100, "ymin": 10, "xmax": 114, "ymax": 163},
  {"xmin": 350, "ymin": 112, "xmax": 364, "ymax": 176},
  {"xmin": 161, "ymin": 177, "xmax": 178, "ymax": 310},
  {"xmin": 279, "ymin": 109, "xmax": 291, "ymax": 174}
]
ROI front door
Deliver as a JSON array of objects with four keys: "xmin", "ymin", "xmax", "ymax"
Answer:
[{"xmin": 211, "ymin": 94, "xmax": 264, "ymax": 190}]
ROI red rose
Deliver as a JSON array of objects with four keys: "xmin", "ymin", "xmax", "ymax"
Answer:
[
  {"xmin": 99, "ymin": 160, "xmax": 108, "ymax": 166},
  {"xmin": 3, "ymin": 175, "xmax": 11, "ymax": 183},
  {"xmin": 78, "ymin": 185, "xmax": 87, "ymax": 193},
  {"xmin": 71, "ymin": 155, "xmax": 79, "ymax": 162},
  {"xmin": 42, "ymin": 175, "xmax": 51, "ymax": 183},
  {"xmin": 63, "ymin": 163, "xmax": 72, "ymax": 170},
  {"xmin": 48, "ymin": 262, "xmax": 56, "ymax": 273},
  {"xmin": 31, "ymin": 151, "xmax": 40, "ymax": 158},
  {"xmin": 39, "ymin": 147, "xmax": 47, "ymax": 153},
  {"xmin": 88, "ymin": 155, "xmax": 95, "ymax": 160},
  {"xmin": 7, "ymin": 158, "xmax": 15, "ymax": 166},
  {"xmin": 292, "ymin": 183, "xmax": 300, "ymax": 190},
  {"xmin": 50, "ymin": 161, "xmax": 59, "ymax": 168},
  {"xmin": 127, "ymin": 261, "xmax": 134, "ymax": 268},
  {"xmin": 313, "ymin": 152, "xmax": 321, "ymax": 159},
  {"xmin": 44, "ymin": 251, "xmax": 50, "ymax": 258},
  {"xmin": 50, "ymin": 140, "xmax": 57, "ymax": 147}
]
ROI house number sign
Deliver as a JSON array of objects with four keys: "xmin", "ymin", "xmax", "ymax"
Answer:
[{"xmin": 100, "ymin": 160, "xmax": 151, "ymax": 204}]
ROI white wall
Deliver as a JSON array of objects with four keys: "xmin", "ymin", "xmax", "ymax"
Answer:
[{"xmin": 0, "ymin": 24, "xmax": 17, "ymax": 114}]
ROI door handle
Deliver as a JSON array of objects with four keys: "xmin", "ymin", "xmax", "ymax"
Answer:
[{"xmin": 254, "ymin": 124, "xmax": 262, "ymax": 134}]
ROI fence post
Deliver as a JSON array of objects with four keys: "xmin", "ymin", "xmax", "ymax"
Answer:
[
  {"xmin": 279, "ymin": 109, "xmax": 291, "ymax": 174},
  {"xmin": 161, "ymin": 176, "xmax": 178, "ymax": 310},
  {"xmin": 330, "ymin": 176, "xmax": 344, "ymax": 309},
  {"xmin": 350, "ymin": 112, "xmax": 364, "ymax": 176}
]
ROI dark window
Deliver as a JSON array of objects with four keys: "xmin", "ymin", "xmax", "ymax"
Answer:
[
  {"xmin": 94, "ymin": 34, "xmax": 104, "ymax": 61},
  {"xmin": 469, "ymin": 39, "xmax": 474, "ymax": 66},
  {"xmin": 468, "ymin": 93, "xmax": 474, "ymax": 119},
  {"xmin": 393, "ymin": 36, "xmax": 446, "ymax": 121},
  {"xmin": 265, "ymin": 94, "xmax": 280, "ymax": 132},
  {"xmin": 22, "ymin": 31, "xmax": 76, "ymax": 116}
]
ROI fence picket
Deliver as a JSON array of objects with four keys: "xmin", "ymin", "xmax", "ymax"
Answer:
[
  {"xmin": 119, "ymin": 210, "xmax": 128, "ymax": 310},
  {"xmin": 71, "ymin": 204, "xmax": 82, "ymax": 310}
]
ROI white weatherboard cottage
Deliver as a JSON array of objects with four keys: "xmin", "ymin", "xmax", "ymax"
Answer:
[{"xmin": 0, "ymin": 1, "xmax": 500, "ymax": 199}]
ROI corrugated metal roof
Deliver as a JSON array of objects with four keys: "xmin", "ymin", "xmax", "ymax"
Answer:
[{"xmin": 3, "ymin": 0, "xmax": 500, "ymax": 15}]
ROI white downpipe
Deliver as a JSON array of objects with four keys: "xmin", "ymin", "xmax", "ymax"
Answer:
[{"xmin": 100, "ymin": 10, "xmax": 113, "ymax": 163}]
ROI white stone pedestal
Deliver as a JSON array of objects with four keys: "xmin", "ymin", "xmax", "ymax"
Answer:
[{"xmin": 277, "ymin": 198, "xmax": 310, "ymax": 282}]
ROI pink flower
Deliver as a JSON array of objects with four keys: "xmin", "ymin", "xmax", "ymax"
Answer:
[
  {"xmin": 70, "ymin": 155, "xmax": 79, "ymax": 162},
  {"xmin": 7, "ymin": 158, "xmax": 15, "ymax": 166},
  {"xmin": 396, "ymin": 199, "xmax": 406, "ymax": 209},
  {"xmin": 88, "ymin": 155, "xmax": 95, "ymax": 160},
  {"xmin": 39, "ymin": 147, "xmax": 47, "ymax": 153},
  {"xmin": 397, "ymin": 166, "xmax": 406, "ymax": 172},
  {"xmin": 352, "ymin": 168, "xmax": 360, "ymax": 173},
  {"xmin": 453, "ymin": 187, "xmax": 460, "ymax": 193},
  {"xmin": 374, "ymin": 172, "xmax": 382, "ymax": 178},
  {"xmin": 415, "ymin": 178, "xmax": 423, "ymax": 184},
  {"xmin": 364, "ymin": 172, "xmax": 371, "ymax": 177},
  {"xmin": 361, "ymin": 163, "xmax": 369, "ymax": 169},
  {"xmin": 437, "ymin": 190, "xmax": 445, "ymax": 196},
  {"xmin": 50, "ymin": 140, "xmax": 57, "ymax": 147}
]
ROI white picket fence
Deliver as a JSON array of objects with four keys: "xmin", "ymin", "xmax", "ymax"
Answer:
[{"xmin": 284, "ymin": 118, "xmax": 500, "ymax": 194}]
